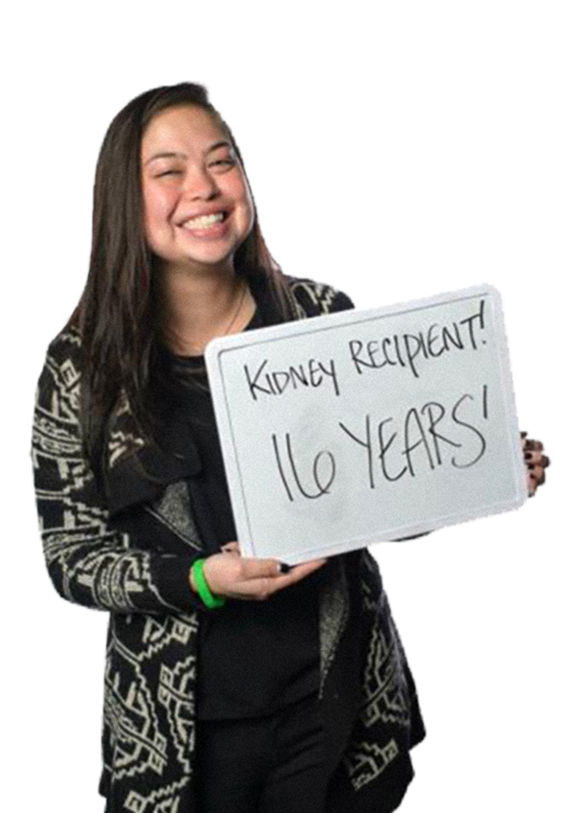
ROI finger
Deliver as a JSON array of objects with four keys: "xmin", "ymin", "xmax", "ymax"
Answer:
[
  {"xmin": 527, "ymin": 453, "xmax": 550, "ymax": 470},
  {"xmin": 238, "ymin": 557, "xmax": 278, "ymax": 577},
  {"xmin": 221, "ymin": 542, "xmax": 241, "ymax": 555},
  {"xmin": 521, "ymin": 437, "xmax": 545, "ymax": 452},
  {"xmin": 289, "ymin": 558, "xmax": 328, "ymax": 575},
  {"xmin": 530, "ymin": 464, "xmax": 546, "ymax": 486},
  {"xmin": 236, "ymin": 556, "xmax": 327, "ymax": 598},
  {"xmin": 533, "ymin": 466, "xmax": 547, "ymax": 486},
  {"xmin": 226, "ymin": 558, "xmax": 282, "ymax": 599},
  {"xmin": 263, "ymin": 559, "xmax": 328, "ymax": 594},
  {"xmin": 524, "ymin": 450, "xmax": 542, "ymax": 465},
  {"xmin": 521, "ymin": 438, "xmax": 545, "ymax": 452},
  {"xmin": 235, "ymin": 560, "xmax": 329, "ymax": 601},
  {"xmin": 527, "ymin": 440, "xmax": 545, "ymax": 452},
  {"xmin": 240, "ymin": 556, "xmax": 309, "ymax": 586},
  {"xmin": 524, "ymin": 450, "xmax": 549, "ymax": 467}
]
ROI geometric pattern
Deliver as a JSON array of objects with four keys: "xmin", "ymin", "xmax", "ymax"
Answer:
[{"xmin": 32, "ymin": 275, "xmax": 425, "ymax": 813}]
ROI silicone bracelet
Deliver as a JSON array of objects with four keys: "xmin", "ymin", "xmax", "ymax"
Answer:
[{"xmin": 191, "ymin": 558, "xmax": 226, "ymax": 609}]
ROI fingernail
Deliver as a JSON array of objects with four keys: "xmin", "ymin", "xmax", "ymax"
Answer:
[{"xmin": 279, "ymin": 562, "xmax": 291, "ymax": 573}]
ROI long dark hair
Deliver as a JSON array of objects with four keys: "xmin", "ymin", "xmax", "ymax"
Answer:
[{"xmin": 69, "ymin": 82, "xmax": 299, "ymax": 482}]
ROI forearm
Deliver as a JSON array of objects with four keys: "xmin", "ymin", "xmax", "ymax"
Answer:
[{"xmin": 33, "ymin": 346, "xmax": 212, "ymax": 615}]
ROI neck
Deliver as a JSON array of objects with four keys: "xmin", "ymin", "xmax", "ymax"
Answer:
[{"xmin": 157, "ymin": 265, "xmax": 255, "ymax": 356}]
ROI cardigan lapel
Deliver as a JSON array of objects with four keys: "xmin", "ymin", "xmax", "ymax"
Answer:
[{"xmin": 104, "ymin": 398, "xmax": 203, "ymax": 518}]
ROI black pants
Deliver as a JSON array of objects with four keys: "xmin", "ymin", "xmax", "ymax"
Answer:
[{"xmin": 194, "ymin": 692, "xmax": 327, "ymax": 813}]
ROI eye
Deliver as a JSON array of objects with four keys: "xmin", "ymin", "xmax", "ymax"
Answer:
[{"xmin": 154, "ymin": 160, "xmax": 235, "ymax": 177}]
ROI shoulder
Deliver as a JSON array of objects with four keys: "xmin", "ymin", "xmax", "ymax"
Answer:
[
  {"xmin": 283, "ymin": 274, "xmax": 355, "ymax": 316},
  {"xmin": 42, "ymin": 323, "xmax": 82, "ymax": 378},
  {"xmin": 35, "ymin": 324, "xmax": 82, "ymax": 411}
]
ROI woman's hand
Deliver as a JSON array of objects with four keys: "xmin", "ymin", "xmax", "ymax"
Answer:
[
  {"xmin": 521, "ymin": 431, "xmax": 550, "ymax": 497},
  {"xmin": 189, "ymin": 542, "xmax": 328, "ymax": 602}
]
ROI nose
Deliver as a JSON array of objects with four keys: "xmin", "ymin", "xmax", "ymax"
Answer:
[{"xmin": 184, "ymin": 165, "xmax": 220, "ymax": 200}]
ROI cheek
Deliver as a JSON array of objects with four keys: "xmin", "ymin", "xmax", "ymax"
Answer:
[
  {"xmin": 226, "ymin": 172, "xmax": 253, "ymax": 207},
  {"xmin": 143, "ymin": 188, "xmax": 175, "ymax": 233},
  {"xmin": 234, "ymin": 181, "xmax": 255, "ymax": 224}
]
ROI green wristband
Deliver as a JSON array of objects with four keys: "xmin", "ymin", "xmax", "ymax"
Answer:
[{"xmin": 191, "ymin": 558, "xmax": 226, "ymax": 609}]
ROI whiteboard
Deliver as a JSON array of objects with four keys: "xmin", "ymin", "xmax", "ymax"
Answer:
[{"xmin": 205, "ymin": 284, "xmax": 527, "ymax": 564}]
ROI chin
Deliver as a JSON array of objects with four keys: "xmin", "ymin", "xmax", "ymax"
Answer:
[{"xmin": 178, "ymin": 253, "xmax": 238, "ymax": 274}]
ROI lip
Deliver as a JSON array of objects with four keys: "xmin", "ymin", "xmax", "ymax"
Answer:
[
  {"xmin": 178, "ymin": 208, "xmax": 229, "ymax": 227},
  {"xmin": 180, "ymin": 213, "xmax": 230, "ymax": 239}
]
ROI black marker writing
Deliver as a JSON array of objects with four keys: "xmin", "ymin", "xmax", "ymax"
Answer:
[
  {"xmin": 244, "ymin": 357, "xmax": 340, "ymax": 401},
  {"xmin": 271, "ymin": 432, "xmax": 337, "ymax": 501},
  {"xmin": 338, "ymin": 385, "xmax": 489, "ymax": 488},
  {"xmin": 420, "ymin": 401, "xmax": 462, "ymax": 466},
  {"xmin": 403, "ymin": 407, "xmax": 436, "ymax": 475},
  {"xmin": 377, "ymin": 417, "xmax": 407, "ymax": 482},
  {"xmin": 451, "ymin": 394, "xmax": 487, "ymax": 468},
  {"xmin": 348, "ymin": 298, "xmax": 487, "ymax": 379},
  {"xmin": 459, "ymin": 298, "xmax": 485, "ymax": 350},
  {"xmin": 338, "ymin": 414, "xmax": 375, "ymax": 489}
]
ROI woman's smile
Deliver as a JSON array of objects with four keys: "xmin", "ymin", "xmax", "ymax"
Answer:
[{"xmin": 180, "ymin": 210, "xmax": 231, "ymax": 237}]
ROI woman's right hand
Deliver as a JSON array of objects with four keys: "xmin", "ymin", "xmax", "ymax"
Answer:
[{"xmin": 189, "ymin": 542, "xmax": 328, "ymax": 602}]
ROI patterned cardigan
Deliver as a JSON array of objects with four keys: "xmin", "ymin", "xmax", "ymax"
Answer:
[{"xmin": 31, "ymin": 275, "xmax": 426, "ymax": 813}]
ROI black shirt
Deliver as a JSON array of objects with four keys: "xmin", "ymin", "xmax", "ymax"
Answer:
[{"xmin": 167, "ymin": 284, "xmax": 323, "ymax": 719}]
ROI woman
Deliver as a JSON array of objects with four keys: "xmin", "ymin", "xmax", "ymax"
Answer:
[{"xmin": 31, "ymin": 82, "xmax": 549, "ymax": 813}]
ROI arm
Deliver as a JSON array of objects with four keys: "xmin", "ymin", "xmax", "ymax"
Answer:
[
  {"xmin": 32, "ymin": 339, "xmax": 212, "ymax": 615},
  {"xmin": 329, "ymin": 289, "xmax": 356, "ymax": 313}
]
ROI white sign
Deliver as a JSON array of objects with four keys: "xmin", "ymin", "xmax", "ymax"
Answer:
[{"xmin": 205, "ymin": 285, "xmax": 527, "ymax": 564}]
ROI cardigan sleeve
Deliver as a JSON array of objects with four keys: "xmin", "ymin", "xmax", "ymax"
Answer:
[
  {"xmin": 31, "ymin": 340, "xmax": 217, "ymax": 615},
  {"xmin": 328, "ymin": 288, "xmax": 356, "ymax": 313}
]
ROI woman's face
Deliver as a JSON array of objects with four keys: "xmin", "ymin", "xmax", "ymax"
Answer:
[{"xmin": 140, "ymin": 104, "xmax": 255, "ymax": 276}]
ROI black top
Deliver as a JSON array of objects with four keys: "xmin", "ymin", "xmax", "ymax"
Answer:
[{"xmin": 167, "ymin": 282, "xmax": 324, "ymax": 719}]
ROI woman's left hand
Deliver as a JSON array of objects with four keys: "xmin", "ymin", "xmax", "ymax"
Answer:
[{"xmin": 521, "ymin": 431, "xmax": 550, "ymax": 497}]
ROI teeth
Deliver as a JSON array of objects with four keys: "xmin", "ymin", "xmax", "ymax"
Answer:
[{"xmin": 183, "ymin": 212, "xmax": 225, "ymax": 229}]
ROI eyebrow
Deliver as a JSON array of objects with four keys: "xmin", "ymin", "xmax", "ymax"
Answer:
[{"xmin": 144, "ymin": 140, "xmax": 232, "ymax": 166}]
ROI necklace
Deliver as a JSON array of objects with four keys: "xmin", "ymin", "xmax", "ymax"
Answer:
[
  {"xmin": 167, "ymin": 276, "xmax": 250, "ymax": 357},
  {"xmin": 222, "ymin": 276, "xmax": 249, "ymax": 338}
]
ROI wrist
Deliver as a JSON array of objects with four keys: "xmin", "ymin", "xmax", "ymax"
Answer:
[
  {"xmin": 188, "ymin": 566, "xmax": 198, "ymax": 594},
  {"xmin": 201, "ymin": 558, "xmax": 216, "ymax": 597},
  {"xmin": 188, "ymin": 560, "xmax": 215, "ymax": 594},
  {"xmin": 190, "ymin": 558, "xmax": 226, "ymax": 609}
]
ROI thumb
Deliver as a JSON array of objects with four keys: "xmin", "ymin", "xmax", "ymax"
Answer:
[
  {"xmin": 221, "ymin": 541, "xmax": 241, "ymax": 555},
  {"xmin": 241, "ymin": 556, "xmax": 283, "ymax": 578}
]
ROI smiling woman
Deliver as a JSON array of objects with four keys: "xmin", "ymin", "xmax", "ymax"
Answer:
[
  {"xmin": 140, "ymin": 104, "xmax": 261, "ymax": 357},
  {"xmin": 67, "ymin": 84, "xmax": 299, "ymax": 477},
  {"xmin": 31, "ymin": 82, "xmax": 428, "ymax": 813}
]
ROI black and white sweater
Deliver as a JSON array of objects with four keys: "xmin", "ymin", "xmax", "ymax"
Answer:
[{"xmin": 31, "ymin": 274, "xmax": 426, "ymax": 813}]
